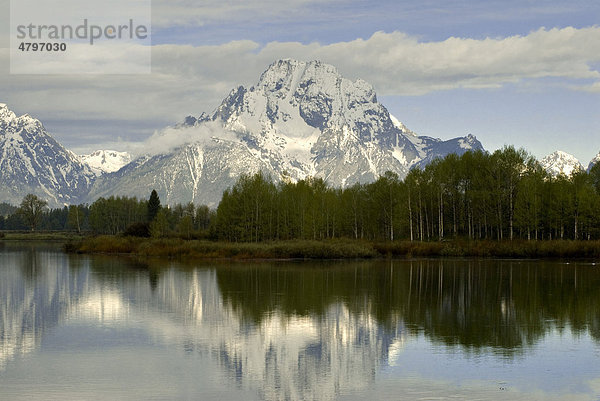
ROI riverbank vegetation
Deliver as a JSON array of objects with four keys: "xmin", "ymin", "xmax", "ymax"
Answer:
[
  {"xmin": 66, "ymin": 237, "xmax": 379, "ymax": 259},
  {"xmin": 65, "ymin": 237, "xmax": 600, "ymax": 259},
  {"xmin": 0, "ymin": 231, "xmax": 86, "ymax": 241},
  {"xmin": 5, "ymin": 146, "xmax": 600, "ymax": 258}
]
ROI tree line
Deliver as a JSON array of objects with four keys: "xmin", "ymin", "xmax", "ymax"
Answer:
[
  {"xmin": 214, "ymin": 146, "xmax": 600, "ymax": 242},
  {"xmin": 3, "ymin": 146, "xmax": 600, "ymax": 242},
  {"xmin": 1, "ymin": 189, "xmax": 214, "ymax": 238}
]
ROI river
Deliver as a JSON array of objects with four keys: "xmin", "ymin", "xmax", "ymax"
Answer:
[{"xmin": 1, "ymin": 242, "xmax": 599, "ymax": 400}]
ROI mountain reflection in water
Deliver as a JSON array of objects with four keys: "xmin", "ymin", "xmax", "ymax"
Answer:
[{"xmin": 1, "ymin": 243, "xmax": 600, "ymax": 400}]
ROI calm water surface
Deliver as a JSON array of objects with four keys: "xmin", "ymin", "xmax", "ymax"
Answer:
[{"xmin": 1, "ymin": 242, "xmax": 600, "ymax": 400}]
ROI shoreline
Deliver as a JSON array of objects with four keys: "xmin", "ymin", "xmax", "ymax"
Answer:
[
  {"xmin": 60, "ymin": 235, "xmax": 600, "ymax": 260},
  {"xmin": 0, "ymin": 232, "xmax": 87, "ymax": 242}
]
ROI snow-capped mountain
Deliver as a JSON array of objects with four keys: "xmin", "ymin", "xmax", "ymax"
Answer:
[
  {"xmin": 0, "ymin": 103, "xmax": 95, "ymax": 207},
  {"xmin": 1, "ymin": 60, "xmax": 484, "ymax": 207},
  {"xmin": 81, "ymin": 150, "xmax": 132, "ymax": 176},
  {"xmin": 89, "ymin": 59, "xmax": 483, "ymax": 206},
  {"xmin": 587, "ymin": 151, "xmax": 600, "ymax": 172},
  {"xmin": 540, "ymin": 150, "xmax": 583, "ymax": 177}
]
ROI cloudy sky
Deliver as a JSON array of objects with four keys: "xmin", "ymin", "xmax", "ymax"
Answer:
[{"xmin": 1, "ymin": 0, "xmax": 599, "ymax": 163}]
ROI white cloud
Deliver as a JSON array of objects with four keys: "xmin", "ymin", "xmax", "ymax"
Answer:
[
  {"xmin": 146, "ymin": 26, "xmax": 600, "ymax": 99},
  {"xmin": 140, "ymin": 120, "xmax": 238, "ymax": 156},
  {"xmin": 581, "ymin": 81, "xmax": 600, "ymax": 93},
  {"xmin": 250, "ymin": 27, "xmax": 600, "ymax": 95},
  {"xmin": 0, "ymin": 27, "xmax": 598, "ymax": 150},
  {"xmin": 148, "ymin": 26, "xmax": 600, "ymax": 98}
]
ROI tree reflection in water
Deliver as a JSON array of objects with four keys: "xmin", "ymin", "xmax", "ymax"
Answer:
[
  {"xmin": 1, "ymin": 245, "xmax": 600, "ymax": 400},
  {"xmin": 217, "ymin": 259, "xmax": 600, "ymax": 352}
]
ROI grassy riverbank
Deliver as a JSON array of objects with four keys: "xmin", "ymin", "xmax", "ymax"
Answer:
[
  {"xmin": 373, "ymin": 240, "xmax": 600, "ymax": 259},
  {"xmin": 64, "ymin": 236, "xmax": 600, "ymax": 260},
  {"xmin": 65, "ymin": 237, "xmax": 379, "ymax": 259},
  {"xmin": 0, "ymin": 231, "xmax": 87, "ymax": 242}
]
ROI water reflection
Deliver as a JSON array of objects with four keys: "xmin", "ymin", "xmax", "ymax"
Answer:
[
  {"xmin": 1, "ymin": 245, "xmax": 600, "ymax": 400},
  {"xmin": 216, "ymin": 260, "xmax": 600, "ymax": 352},
  {"xmin": 0, "ymin": 244, "xmax": 88, "ymax": 370}
]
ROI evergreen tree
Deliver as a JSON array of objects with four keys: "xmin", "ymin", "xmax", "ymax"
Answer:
[{"xmin": 147, "ymin": 189, "xmax": 161, "ymax": 222}]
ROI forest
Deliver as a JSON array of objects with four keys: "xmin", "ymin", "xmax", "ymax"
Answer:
[
  {"xmin": 215, "ymin": 146, "xmax": 600, "ymax": 242},
  {"xmin": 3, "ymin": 145, "xmax": 600, "ymax": 243}
]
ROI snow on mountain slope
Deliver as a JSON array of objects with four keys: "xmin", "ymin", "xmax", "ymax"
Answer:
[
  {"xmin": 587, "ymin": 151, "xmax": 600, "ymax": 172},
  {"xmin": 0, "ymin": 103, "xmax": 96, "ymax": 207},
  {"xmin": 89, "ymin": 139, "xmax": 281, "ymax": 206},
  {"xmin": 89, "ymin": 59, "xmax": 484, "ymax": 206},
  {"xmin": 81, "ymin": 150, "xmax": 132, "ymax": 176},
  {"xmin": 540, "ymin": 151, "xmax": 583, "ymax": 177},
  {"xmin": 0, "ymin": 61, "xmax": 486, "ymax": 208}
]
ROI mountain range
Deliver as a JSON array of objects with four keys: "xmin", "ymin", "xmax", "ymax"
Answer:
[
  {"xmin": 8, "ymin": 58, "xmax": 587, "ymax": 208},
  {"xmin": 86, "ymin": 59, "xmax": 484, "ymax": 206}
]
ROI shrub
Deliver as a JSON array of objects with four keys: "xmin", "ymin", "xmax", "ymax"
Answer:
[{"xmin": 122, "ymin": 222, "xmax": 151, "ymax": 237}]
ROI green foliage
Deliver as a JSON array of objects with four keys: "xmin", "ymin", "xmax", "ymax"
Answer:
[
  {"xmin": 39, "ymin": 206, "xmax": 68, "ymax": 230},
  {"xmin": 17, "ymin": 194, "xmax": 48, "ymax": 231},
  {"xmin": 68, "ymin": 236, "xmax": 600, "ymax": 260},
  {"xmin": 195, "ymin": 205, "xmax": 211, "ymax": 230},
  {"xmin": 2, "ymin": 193, "xmax": 213, "ymax": 236},
  {"xmin": 69, "ymin": 237, "xmax": 377, "ymax": 259},
  {"xmin": 83, "ymin": 195, "xmax": 212, "ymax": 237},
  {"xmin": 0, "ymin": 202, "xmax": 17, "ymax": 217},
  {"xmin": 213, "ymin": 149, "xmax": 600, "ymax": 242},
  {"xmin": 147, "ymin": 189, "xmax": 161, "ymax": 222},
  {"xmin": 5, "ymin": 147, "xmax": 600, "ymax": 245},
  {"xmin": 589, "ymin": 163, "xmax": 600, "ymax": 193},
  {"xmin": 177, "ymin": 215, "xmax": 194, "ymax": 239},
  {"xmin": 89, "ymin": 196, "xmax": 147, "ymax": 234},
  {"xmin": 70, "ymin": 235, "xmax": 139, "ymax": 253},
  {"xmin": 150, "ymin": 209, "xmax": 170, "ymax": 238},
  {"xmin": 67, "ymin": 205, "xmax": 85, "ymax": 233}
]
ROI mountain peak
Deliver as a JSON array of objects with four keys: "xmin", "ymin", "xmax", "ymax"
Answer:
[
  {"xmin": 81, "ymin": 150, "xmax": 132, "ymax": 176},
  {"xmin": 461, "ymin": 134, "xmax": 480, "ymax": 148},
  {"xmin": 588, "ymin": 151, "xmax": 600, "ymax": 172},
  {"xmin": 0, "ymin": 103, "xmax": 17, "ymax": 122},
  {"xmin": 0, "ymin": 60, "xmax": 489, "ymax": 208},
  {"xmin": 552, "ymin": 150, "xmax": 572, "ymax": 158},
  {"xmin": 221, "ymin": 58, "xmax": 384, "ymax": 138},
  {"xmin": 89, "ymin": 60, "xmax": 485, "ymax": 205},
  {"xmin": 0, "ymin": 104, "xmax": 95, "ymax": 206},
  {"xmin": 258, "ymin": 59, "xmax": 336, "ymax": 86},
  {"xmin": 17, "ymin": 113, "xmax": 43, "ymax": 130},
  {"xmin": 0, "ymin": 104, "xmax": 44, "ymax": 130},
  {"xmin": 541, "ymin": 150, "xmax": 583, "ymax": 177},
  {"xmin": 255, "ymin": 59, "xmax": 376, "ymax": 104}
]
